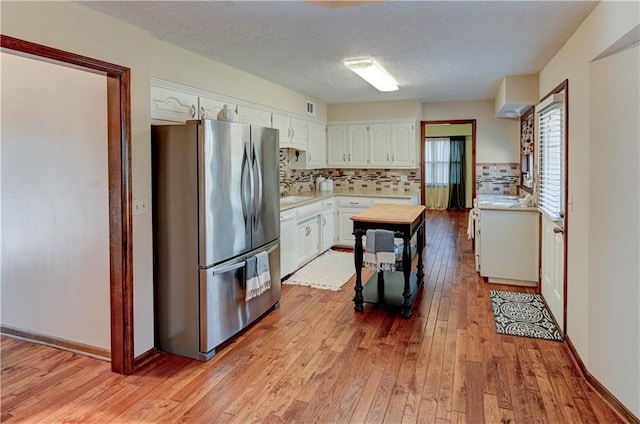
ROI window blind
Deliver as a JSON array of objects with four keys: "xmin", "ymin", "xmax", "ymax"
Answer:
[{"xmin": 537, "ymin": 95, "xmax": 565, "ymax": 220}]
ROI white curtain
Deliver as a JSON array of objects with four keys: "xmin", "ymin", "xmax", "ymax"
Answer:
[{"xmin": 425, "ymin": 137, "xmax": 450, "ymax": 210}]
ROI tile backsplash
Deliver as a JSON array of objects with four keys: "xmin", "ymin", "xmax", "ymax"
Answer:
[
  {"xmin": 279, "ymin": 150, "xmax": 420, "ymax": 195},
  {"xmin": 279, "ymin": 151, "xmax": 520, "ymax": 197},
  {"xmin": 476, "ymin": 162, "xmax": 520, "ymax": 195}
]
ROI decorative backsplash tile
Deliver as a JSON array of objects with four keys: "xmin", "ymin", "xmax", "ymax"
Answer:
[
  {"xmin": 280, "ymin": 151, "xmax": 520, "ymax": 197},
  {"xmin": 476, "ymin": 162, "xmax": 520, "ymax": 195},
  {"xmin": 279, "ymin": 149, "xmax": 420, "ymax": 195}
]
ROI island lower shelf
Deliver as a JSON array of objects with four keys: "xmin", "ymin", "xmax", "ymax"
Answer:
[{"xmin": 361, "ymin": 271, "xmax": 421, "ymax": 306}]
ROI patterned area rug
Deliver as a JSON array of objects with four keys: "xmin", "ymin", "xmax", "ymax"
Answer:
[
  {"xmin": 284, "ymin": 250, "xmax": 355, "ymax": 291},
  {"xmin": 490, "ymin": 290, "xmax": 563, "ymax": 341}
]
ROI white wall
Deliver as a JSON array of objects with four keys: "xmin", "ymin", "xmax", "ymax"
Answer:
[
  {"xmin": 1, "ymin": 1, "xmax": 328, "ymax": 357},
  {"xmin": 588, "ymin": 44, "xmax": 640, "ymax": 416},
  {"xmin": 1, "ymin": 53, "xmax": 110, "ymax": 349},
  {"xmin": 540, "ymin": 0, "xmax": 640, "ymax": 416},
  {"xmin": 422, "ymin": 99, "xmax": 520, "ymax": 164},
  {"xmin": 327, "ymin": 100, "xmax": 421, "ymax": 122}
]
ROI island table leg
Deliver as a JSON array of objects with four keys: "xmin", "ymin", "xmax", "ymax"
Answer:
[
  {"xmin": 416, "ymin": 221, "xmax": 425, "ymax": 285},
  {"xmin": 353, "ymin": 230, "xmax": 364, "ymax": 312},
  {"xmin": 400, "ymin": 233, "xmax": 413, "ymax": 318}
]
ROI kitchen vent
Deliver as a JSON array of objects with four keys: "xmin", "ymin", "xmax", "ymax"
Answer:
[{"xmin": 306, "ymin": 101, "xmax": 316, "ymax": 116}]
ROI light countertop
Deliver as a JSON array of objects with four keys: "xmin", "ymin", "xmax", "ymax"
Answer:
[
  {"xmin": 280, "ymin": 188, "xmax": 420, "ymax": 211},
  {"xmin": 475, "ymin": 195, "xmax": 538, "ymax": 212}
]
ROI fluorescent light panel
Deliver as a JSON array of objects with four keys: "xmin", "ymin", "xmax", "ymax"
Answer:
[{"xmin": 344, "ymin": 58, "xmax": 398, "ymax": 92}]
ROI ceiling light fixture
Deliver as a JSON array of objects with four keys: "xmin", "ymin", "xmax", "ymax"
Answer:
[{"xmin": 344, "ymin": 58, "xmax": 399, "ymax": 92}]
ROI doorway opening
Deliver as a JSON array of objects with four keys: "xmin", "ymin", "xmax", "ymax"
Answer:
[
  {"xmin": 1, "ymin": 35, "xmax": 135, "ymax": 374},
  {"xmin": 420, "ymin": 120, "xmax": 476, "ymax": 210}
]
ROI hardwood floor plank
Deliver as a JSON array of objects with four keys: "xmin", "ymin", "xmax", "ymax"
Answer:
[
  {"xmin": 349, "ymin": 364, "xmax": 385, "ymax": 424},
  {"xmin": 0, "ymin": 211, "xmax": 626, "ymax": 424},
  {"xmin": 451, "ymin": 328, "xmax": 467, "ymax": 413},
  {"xmin": 465, "ymin": 361, "xmax": 484, "ymax": 424}
]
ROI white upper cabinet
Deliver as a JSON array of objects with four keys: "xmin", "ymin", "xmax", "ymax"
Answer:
[
  {"xmin": 151, "ymin": 86, "xmax": 198, "ymax": 122},
  {"xmin": 289, "ymin": 121, "xmax": 326, "ymax": 170},
  {"xmin": 369, "ymin": 123, "xmax": 392, "ymax": 167},
  {"xmin": 290, "ymin": 117, "xmax": 308, "ymax": 150},
  {"xmin": 327, "ymin": 125, "xmax": 348, "ymax": 166},
  {"xmin": 273, "ymin": 113, "xmax": 308, "ymax": 150},
  {"xmin": 390, "ymin": 122, "xmax": 416, "ymax": 167},
  {"xmin": 199, "ymin": 97, "xmax": 234, "ymax": 120},
  {"xmin": 237, "ymin": 105, "xmax": 272, "ymax": 128},
  {"xmin": 151, "ymin": 86, "xmax": 239, "ymax": 123},
  {"xmin": 306, "ymin": 121, "xmax": 326, "ymax": 168},
  {"xmin": 327, "ymin": 121, "xmax": 416, "ymax": 168},
  {"xmin": 347, "ymin": 125, "xmax": 369, "ymax": 166},
  {"xmin": 327, "ymin": 124, "xmax": 369, "ymax": 167}
]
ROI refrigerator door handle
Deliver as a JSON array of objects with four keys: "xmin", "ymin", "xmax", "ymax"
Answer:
[
  {"xmin": 241, "ymin": 142, "xmax": 253, "ymax": 225},
  {"xmin": 252, "ymin": 143, "xmax": 263, "ymax": 227},
  {"xmin": 210, "ymin": 260, "xmax": 246, "ymax": 276}
]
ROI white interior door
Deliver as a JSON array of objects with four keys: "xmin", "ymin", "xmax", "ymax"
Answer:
[
  {"xmin": 541, "ymin": 214, "xmax": 564, "ymax": 328},
  {"xmin": 537, "ymin": 86, "xmax": 567, "ymax": 332}
]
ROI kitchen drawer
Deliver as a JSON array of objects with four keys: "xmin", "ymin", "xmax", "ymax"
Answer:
[
  {"xmin": 370, "ymin": 197, "xmax": 414, "ymax": 206},
  {"xmin": 337, "ymin": 197, "xmax": 371, "ymax": 208},
  {"xmin": 296, "ymin": 201, "xmax": 322, "ymax": 220},
  {"xmin": 322, "ymin": 198, "xmax": 336, "ymax": 210}
]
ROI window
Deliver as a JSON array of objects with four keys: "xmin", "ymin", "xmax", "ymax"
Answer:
[
  {"xmin": 424, "ymin": 137, "xmax": 450, "ymax": 186},
  {"xmin": 537, "ymin": 92, "xmax": 565, "ymax": 220}
]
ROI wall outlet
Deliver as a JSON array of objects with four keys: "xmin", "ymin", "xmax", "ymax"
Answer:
[
  {"xmin": 133, "ymin": 199, "xmax": 149, "ymax": 215},
  {"xmin": 400, "ymin": 175, "xmax": 408, "ymax": 182}
]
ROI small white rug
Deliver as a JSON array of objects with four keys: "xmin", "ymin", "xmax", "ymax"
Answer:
[{"xmin": 284, "ymin": 250, "xmax": 355, "ymax": 291}]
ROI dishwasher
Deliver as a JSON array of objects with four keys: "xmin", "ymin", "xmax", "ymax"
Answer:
[{"xmin": 280, "ymin": 209, "xmax": 298, "ymax": 278}]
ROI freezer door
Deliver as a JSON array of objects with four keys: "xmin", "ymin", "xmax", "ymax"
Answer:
[
  {"xmin": 250, "ymin": 126, "xmax": 280, "ymax": 249},
  {"xmin": 199, "ymin": 120, "xmax": 252, "ymax": 266},
  {"xmin": 199, "ymin": 241, "xmax": 281, "ymax": 354}
]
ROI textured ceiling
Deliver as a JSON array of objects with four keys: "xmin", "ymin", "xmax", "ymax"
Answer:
[{"xmin": 79, "ymin": 1, "xmax": 599, "ymax": 104}]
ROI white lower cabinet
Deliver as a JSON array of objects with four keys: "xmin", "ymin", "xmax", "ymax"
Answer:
[
  {"xmin": 479, "ymin": 208, "xmax": 539, "ymax": 285},
  {"xmin": 280, "ymin": 210, "xmax": 298, "ymax": 278},
  {"xmin": 321, "ymin": 199, "xmax": 336, "ymax": 252},
  {"xmin": 297, "ymin": 216, "xmax": 320, "ymax": 266},
  {"xmin": 336, "ymin": 197, "xmax": 372, "ymax": 247}
]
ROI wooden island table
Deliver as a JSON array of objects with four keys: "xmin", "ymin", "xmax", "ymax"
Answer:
[{"xmin": 350, "ymin": 203, "xmax": 426, "ymax": 318}]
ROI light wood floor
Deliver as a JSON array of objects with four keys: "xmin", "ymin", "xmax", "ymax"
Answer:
[{"xmin": 1, "ymin": 210, "xmax": 624, "ymax": 423}]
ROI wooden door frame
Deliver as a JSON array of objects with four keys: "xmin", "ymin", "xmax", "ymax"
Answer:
[
  {"xmin": 1, "ymin": 35, "xmax": 135, "ymax": 374},
  {"xmin": 420, "ymin": 120, "xmax": 477, "ymax": 208}
]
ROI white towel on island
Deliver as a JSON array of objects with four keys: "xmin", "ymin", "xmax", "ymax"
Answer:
[
  {"xmin": 245, "ymin": 251, "xmax": 271, "ymax": 301},
  {"xmin": 364, "ymin": 229, "xmax": 397, "ymax": 272}
]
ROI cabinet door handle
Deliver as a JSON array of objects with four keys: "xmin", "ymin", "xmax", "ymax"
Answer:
[
  {"xmin": 348, "ymin": 154, "xmax": 351, "ymax": 161},
  {"xmin": 386, "ymin": 153, "xmax": 389, "ymax": 161},
  {"xmin": 343, "ymin": 154, "xmax": 346, "ymax": 161},
  {"xmin": 323, "ymin": 217, "xmax": 326, "ymax": 226},
  {"xmin": 200, "ymin": 106, "xmax": 205, "ymax": 118},
  {"xmin": 392, "ymin": 154, "xmax": 395, "ymax": 161},
  {"xmin": 291, "ymin": 128, "xmax": 295, "ymax": 138},
  {"xmin": 191, "ymin": 105, "xmax": 196, "ymax": 118}
]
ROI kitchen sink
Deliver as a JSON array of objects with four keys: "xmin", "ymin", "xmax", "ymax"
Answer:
[{"xmin": 279, "ymin": 195, "xmax": 314, "ymax": 205}]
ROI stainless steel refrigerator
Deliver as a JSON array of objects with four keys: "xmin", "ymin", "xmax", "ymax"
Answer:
[{"xmin": 152, "ymin": 119, "xmax": 281, "ymax": 361}]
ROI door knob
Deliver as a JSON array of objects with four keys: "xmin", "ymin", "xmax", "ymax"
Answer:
[{"xmin": 553, "ymin": 227, "xmax": 564, "ymax": 234}]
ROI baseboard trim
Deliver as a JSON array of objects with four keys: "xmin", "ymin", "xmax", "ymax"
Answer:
[
  {"xmin": 565, "ymin": 336, "xmax": 639, "ymax": 424},
  {"xmin": 133, "ymin": 347, "xmax": 159, "ymax": 369},
  {"xmin": 0, "ymin": 325, "xmax": 110, "ymax": 362}
]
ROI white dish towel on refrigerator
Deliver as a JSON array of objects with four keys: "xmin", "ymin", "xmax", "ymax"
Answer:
[{"xmin": 245, "ymin": 251, "xmax": 271, "ymax": 301}]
